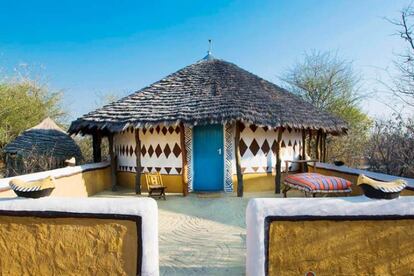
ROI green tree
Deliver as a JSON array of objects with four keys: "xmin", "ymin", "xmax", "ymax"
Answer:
[
  {"xmin": 0, "ymin": 79, "xmax": 65, "ymax": 149},
  {"xmin": 283, "ymin": 51, "xmax": 372, "ymax": 167}
]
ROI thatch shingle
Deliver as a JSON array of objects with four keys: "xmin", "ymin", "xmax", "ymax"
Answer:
[
  {"xmin": 68, "ymin": 57, "xmax": 347, "ymax": 134},
  {"xmin": 4, "ymin": 117, "xmax": 82, "ymax": 161}
]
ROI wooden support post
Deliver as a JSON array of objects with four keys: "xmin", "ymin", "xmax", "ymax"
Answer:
[
  {"xmin": 307, "ymin": 129, "xmax": 312, "ymax": 156},
  {"xmin": 179, "ymin": 123, "xmax": 189, "ymax": 196},
  {"xmin": 301, "ymin": 129, "xmax": 307, "ymax": 172},
  {"xmin": 108, "ymin": 134, "xmax": 117, "ymax": 191},
  {"xmin": 92, "ymin": 132, "xmax": 102, "ymax": 163},
  {"xmin": 135, "ymin": 129, "xmax": 142, "ymax": 195},
  {"xmin": 322, "ymin": 133, "xmax": 327, "ymax": 162},
  {"xmin": 275, "ymin": 127, "xmax": 283, "ymax": 194},
  {"xmin": 235, "ymin": 122, "xmax": 244, "ymax": 197},
  {"xmin": 315, "ymin": 129, "xmax": 321, "ymax": 161}
]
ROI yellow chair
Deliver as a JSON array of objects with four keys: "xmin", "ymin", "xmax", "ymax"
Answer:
[{"xmin": 145, "ymin": 172, "xmax": 166, "ymax": 200}]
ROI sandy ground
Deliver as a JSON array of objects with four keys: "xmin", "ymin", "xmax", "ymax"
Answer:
[{"xmin": 95, "ymin": 189, "xmax": 300, "ymax": 275}]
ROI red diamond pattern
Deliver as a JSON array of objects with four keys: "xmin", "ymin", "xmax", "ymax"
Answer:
[
  {"xmin": 155, "ymin": 145, "xmax": 162, "ymax": 157},
  {"xmin": 172, "ymin": 143, "xmax": 181, "ymax": 157},
  {"xmin": 141, "ymin": 145, "xmax": 147, "ymax": 156},
  {"xmin": 249, "ymin": 124, "xmax": 258, "ymax": 132},
  {"xmin": 249, "ymin": 139, "xmax": 260, "ymax": 155},
  {"xmin": 271, "ymin": 140, "xmax": 277, "ymax": 153},
  {"xmin": 164, "ymin": 144, "xmax": 171, "ymax": 158},
  {"xmin": 239, "ymin": 138, "xmax": 248, "ymax": 156},
  {"xmin": 148, "ymin": 145, "xmax": 154, "ymax": 157},
  {"xmin": 261, "ymin": 139, "xmax": 270, "ymax": 154}
]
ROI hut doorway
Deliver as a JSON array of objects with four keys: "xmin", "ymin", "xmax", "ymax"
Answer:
[{"xmin": 193, "ymin": 124, "xmax": 224, "ymax": 191}]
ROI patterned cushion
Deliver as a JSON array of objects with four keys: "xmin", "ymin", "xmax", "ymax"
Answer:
[{"xmin": 284, "ymin": 173, "xmax": 352, "ymax": 193}]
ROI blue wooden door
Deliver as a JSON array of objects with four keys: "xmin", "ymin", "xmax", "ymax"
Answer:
[{"xmin": 193, "ymin": 124, "xmax": 224, "ymax": 191}]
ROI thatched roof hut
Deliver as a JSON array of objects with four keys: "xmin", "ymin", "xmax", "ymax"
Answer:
[
  {"xmin": 3, "ymin": 117, "xmax": 82, "ymax": 176},
  {"xmin": 69, "ymin": 56, "xmax": 347, "ymax": 135},
  {"xmin": 69, "ymin": 54, "xmax": 347, "ymax": 196}
]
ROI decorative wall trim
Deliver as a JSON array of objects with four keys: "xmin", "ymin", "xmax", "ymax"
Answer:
[
  {"xmin": 224, "ymin": 123, "xmax": 234, "ymax": 192},
  {"xmin": 184, "ymin": 127, "xmax": 193, "ymax": 192}
]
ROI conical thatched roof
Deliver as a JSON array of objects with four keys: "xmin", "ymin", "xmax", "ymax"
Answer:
[
  {"xmin": 4, "ymin": 117, "xmax": 82, "ymax": 160},
  {"xmin": 69, "ymin": 57, "xmax": 347, "ymax": 135}
]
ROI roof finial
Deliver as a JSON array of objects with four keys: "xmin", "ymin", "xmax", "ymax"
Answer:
[
  {"xmin": 203, "ymin": 39, "xmax": 214, "ymax": 60},
  {"xmin": 208, "ymin": 39, "xmax": 212, "ymax": 55}
]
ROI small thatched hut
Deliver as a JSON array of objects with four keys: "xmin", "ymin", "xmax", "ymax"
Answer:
[
  {"xmin": 69, "ymin": 53, "xmax": 347, "ymax": 196},
  {"xmin": 3, "ymin": 117, "xmax": 82, "ymax": 176}
]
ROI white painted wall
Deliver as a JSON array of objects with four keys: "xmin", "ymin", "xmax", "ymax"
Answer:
[
  {"xmin": 228, "ymin": 124, "xmax": 303, "ymax": 175},
  {"xmin": 114, "ymin": 126, "xmax": 182, "ymax": 175}
]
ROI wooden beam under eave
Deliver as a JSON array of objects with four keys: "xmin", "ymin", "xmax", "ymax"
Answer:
[
  {"xmin": 275, "ymin": 127, "xmax": 283, "ymax": 194},
  {"xmin": 301, "ymin": 129, "xmax": 307, "ymax": 172},
  {"xmin": 92, "ymin": 131, "xmax": 102, "ymax": 163},
  {"xmin": 135, "ymin": 129, "xmax": 142, "ymax": 195},
  {"xmin": 108, "ymin": 134, "xmax": 117, "ymax": 191},
  {"xmin": 307, "ymin": 129, "xmax": 312, "ymax": 156},
  {"xmin": 179, "ymin": 123, "xmax": 189, "ymax": 196},
  {"xmin": 235, "ymin": 122, "xmax": 243, "ymax": 197}
]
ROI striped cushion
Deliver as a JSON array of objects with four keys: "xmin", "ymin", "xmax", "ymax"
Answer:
[{"xmin": 284, "ymin": 173, "xmax": 352, "ymax": 193}]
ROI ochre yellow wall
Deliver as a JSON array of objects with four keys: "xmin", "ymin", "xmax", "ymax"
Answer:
[
  {"xmin": 268, "ymin": 219, "xmax": 414, "ymax": 275},
  {"xmin": 0, "ymin": 166, "xmax": 112, "ymax": 198},
  {"xmin": 51, "ymin": 167, "xmax": 112, "ymax": 197},
  {"xmin": 117, "ymin": 171, "xmax": 183, "ymax": 193},
  {"xmin": 0, "ymin": 215, "xmax": 138, "ymax": 275},
  {"xmin": 232, "ymin": 173, "xmax": 276, "ymax": 192}
]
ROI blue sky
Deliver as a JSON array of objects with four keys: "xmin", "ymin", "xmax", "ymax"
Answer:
[{"xmin": 0, "ymin": 0, "xmax": 409, "ymax": 121}]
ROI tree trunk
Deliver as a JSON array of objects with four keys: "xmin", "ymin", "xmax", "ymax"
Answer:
[
  {"xmin": 235, "ymin": 122, "xmax": 243, "ymax": 197},
  {"xmin": 135, "ymin": 129, "xmax": 142, "ymax": 195},
  {"xmin": 179, "ymin": 123, "xmax": 189, "ymax": 196}
]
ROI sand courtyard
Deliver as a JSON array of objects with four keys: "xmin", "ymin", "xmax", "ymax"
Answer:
[{"xmin": 95, "ymin": 189, "xmax": 286, "ymax": 275}]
